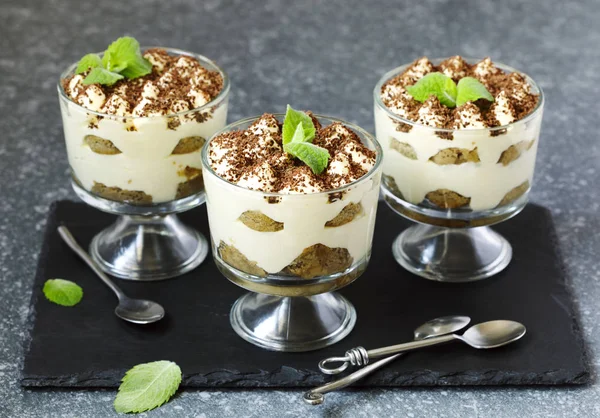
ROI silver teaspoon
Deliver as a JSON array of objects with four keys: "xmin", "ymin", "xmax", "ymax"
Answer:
[
  {"xmin": 319, "ymin": 319, "xmax": 525, "ymax": 375},
  {"xmin": 305, "ymin": 315, "xmax": 472, "ymax": 405},
  {"xmin": 58, "ymin": 226, "xmax": 165, "ymax": 324}
]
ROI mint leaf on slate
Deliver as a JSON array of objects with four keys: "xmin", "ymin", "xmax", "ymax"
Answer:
[
  {"xmin": 284, "ymin": 140, "xmax": 330, "ymax": 175},
  {"xmin": 43, "ymin": 279, "xmax": 83, "ymax": 307},
  {"xmin": 456, "ymin": 77, "xmax": 494, "ymax": 107},
  {"xmin": 406, "ymin": 72, "xmax": 458, "ymax": 108},
  {"xmin": 83, "ymin": 67, "xmax": 124, "ymax": 86},
  {"xmin": 282, "ymin": 105, "xmax": 316, "ymax": 145},
  {"xmin": 102, "ymin": 36, "xmax": 152, "ymax": 78},
  {"xmin": 76, "ymin": 54, "xmax": 102, "ymax": 74},
  {"xmin": 114, "ymin": 360, "xmax": 182, "ymax": 414}
]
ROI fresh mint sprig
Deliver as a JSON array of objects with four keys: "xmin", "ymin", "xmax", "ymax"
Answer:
[
  {"xmin": 114, "ymin": 360, "xmax": 182, "ymax": 414},
  {"xmin": 282, "ymin": 106, "xmax": 330, "ymax": 175},
  {"xmin": 43, "ymin": 279, "xmax": 83, "ymax": 307},
  {"xmin": 102, "ymin": 37, "xmax": 153, "ymax": 78},
  {"xmin": 282, "ymin": 104, "xmax": 316, "ymax": 144},
  {"xmin": 76, "ymin": 36, "xmax": 152, "ymax": 86},
  {"xmin": 406, "ymin": 73, "xmax": 458, "ymax": 107},
  {"xmin": 406, "ymin": 72, "xmax": 494, "ymax": 108}
]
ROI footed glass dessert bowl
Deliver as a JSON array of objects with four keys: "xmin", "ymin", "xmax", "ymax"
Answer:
[
  {"xmin": 58, "ymin": 44, "xmax": 229, "ymax": 280},
  {"xmin": 202, "ymin": 112, "xmax": 383, "ymax": 351},
  {"xmin": 374, "ymin": 56, "xmax": 544, "ymax": 282}
]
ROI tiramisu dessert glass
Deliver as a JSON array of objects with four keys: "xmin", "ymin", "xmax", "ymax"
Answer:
[
  {"xmin": 58, "ymin": 38, "xmax": 229, "ymax": 280},
  {"xmin": 202, "ymin": 108, "xmax": 382, "ymax": 351},
  {"xmin": 374, "ymin": 56, "xmax": 544, "ymax": 282}
]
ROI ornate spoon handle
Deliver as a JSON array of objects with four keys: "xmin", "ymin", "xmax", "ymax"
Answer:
[
  {"xmin": 319, "ymin": 334, "xmax": 457, "ymax": 375},
  {"xmin": 305, "ymin": 353, "xmax": 403, "ymax": 405}
]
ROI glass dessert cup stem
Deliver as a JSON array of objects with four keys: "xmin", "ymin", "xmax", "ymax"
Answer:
[
  {"xmin": 230, "ymin": 292, "xmax": 357, "ymax": 353},
  {"xmin": 214, "ymin": 250, "xmax": 368, "ymax": 351},
  {"xmin": 392, "ymin": 224, "xmax": 512, "ymax": 282},
  {"xmin": 381, "ymin": 186, "xmax": 527, "ymax": 282},
  {"xmin": 72, "ymin": 180, "xmax": 208, "ymax": 281}
]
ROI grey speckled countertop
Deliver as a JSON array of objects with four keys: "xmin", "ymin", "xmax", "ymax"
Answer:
[{"xmin": 1, "ymin": 0, "xmax": 599, "ymax": 416}]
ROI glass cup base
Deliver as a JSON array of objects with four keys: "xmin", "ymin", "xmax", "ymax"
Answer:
[
  {"xmin": 230, "ymin": 292, "xmax": 357, "ymax": 352},
  {"xmin": 392, "ymin": 224, "xmax": 512, "ymax": 282},
  {"xmin": 89, "ymin": 214, "xmax": 209, "ymax": 281},
  {"xmin": 72, "ymin": 179, "xmax": 208, "ymax": 280}
]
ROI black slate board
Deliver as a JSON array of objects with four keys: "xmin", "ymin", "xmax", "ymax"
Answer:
[{"xmin": 21, "ymin": 201, "xmax": 589, "ymax": 388}]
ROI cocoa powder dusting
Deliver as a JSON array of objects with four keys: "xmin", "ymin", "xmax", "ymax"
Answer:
[
  {"xmin": 381, "ymin": 56, "xmax": 540, "ymax": 129},
  {"xmin": 208, "ymin": 113, "xmax": 377, "ymax": 193}
]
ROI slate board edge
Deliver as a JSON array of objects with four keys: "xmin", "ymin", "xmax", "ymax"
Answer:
[
  {"xmin": 20, "ymin": 201, "xmax": 61, "ymax": 387},
  {"xmin": 21, "ymin": 367, "xmax": 590, "ymax": 389}
]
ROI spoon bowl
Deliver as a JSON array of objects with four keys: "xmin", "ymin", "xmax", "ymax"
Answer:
[
  {"xmin": 58, "ymin": 226, "xmax": 165, "ymax": 325},
  {"xmin": 115, "ymin": 298, "xmax": 165, "ymax": 324},
  {"xmin": 459, "ymin": 320, "xmax": 526, "ymax": 349},
  {"xmin": 414, "ymin": 315, "xmax": 471, "ymax": 340}
]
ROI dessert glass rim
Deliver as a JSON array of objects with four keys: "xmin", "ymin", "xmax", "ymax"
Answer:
[
  {"xmin": 373, "ymin": 57, "xmax": 545, "ymax": 133},
  {"xmin": 201, "ymin": 113, "xmax": 383, "ymax": 197},
  {"xmin": 56, "ymin": 46, "xmax": 230, "ymax": 120}
]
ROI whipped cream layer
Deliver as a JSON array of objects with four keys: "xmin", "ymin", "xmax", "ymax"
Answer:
[
  {"xmin": 60, "ymin": 49, "xmax": 227, "ymax": 203},
  {"xmin": 203, "ymin": 167, "xmax": 381, "ymax": 274},
  {"xmin": 375, "ymin": 105, "xmax": 542, "ymax": 210},
  {"xmin": 61, "ymin": 100, "xmax": 227, "ymax": 203},
  {"xmin": 376, "ymin": 56, "xmax": 543, "ymax": 212}
]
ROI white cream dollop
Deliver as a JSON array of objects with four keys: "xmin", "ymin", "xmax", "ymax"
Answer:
[
  {"xmin": 342, "ymin": 140, "xmax": 376, "ymax": 171},
  {"xmin": 141, "ymin": 81, "xmax": 160, "ymax": 99},
  {"xmin": 491, "ymin": 91, "xmax": 516, "ymax": 126},
  {"xmin": 143, "ymin": 50, "xmax": 168, "ymax": 72},
  {"xmin": 320, "ymin": 123, "xmax": 350, "ymax": 143},
  {"xmin": 440, "ymin": 56, "xmax": 469, "ymax": 79},
  {"xmin": 453, "ymin": 103, "xmax": 486, "ymax": 129},
  {"xmin": 102, "ymin": 94, "xmax": 130, "ymax": 116},
  {"xmin": 77, "ymin": 85, "xmax": 106, "ymax": 111},
  {"xmin": 188, "ymin": 88, "xmax": 210, "ymax": 108},
  {"xmin": 416, "ymin": 98, "xmax": 445, "ymax": 128},
  {"xmin": 68, "ymin": 75, "xmax": 85, "ymax": 99},
  {"xmin": 472, "ymin": 57, "xmax": 499, "ymax": 78},
  {"xmin": 280, "ymin": 169, "xmax": 323, "ymax": 194},
  {"xmin": 403, "ymin": 57, "xmax": 434, "ymax": 82},
  {"xmin": 237, "ymin": 162, "xmax": 277, "ymax": 192}
]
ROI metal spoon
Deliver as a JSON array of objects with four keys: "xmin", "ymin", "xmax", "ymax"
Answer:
[
  {"xmin": 319, "ymin": 319, "xmax": 525, "ymax": 375},
  {"xmin": 305, "ymin": 315, "xmax": 472, "ymax": 405},
  {"xmin": 58, "ymin": 226, "xmax": 165, "ymax": 324}
]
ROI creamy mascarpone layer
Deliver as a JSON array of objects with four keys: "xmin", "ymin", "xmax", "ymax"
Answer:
[
  {"xmin": 203, "ymin": 169, "xmax": 381, "ymax": 274},
  {"xmin": 375, "ymin": 105, "xmax": 543, "ymax": 211},
  {"xmin": 61, "ymin": 99, "xmax": 228, "ymax": 203}
]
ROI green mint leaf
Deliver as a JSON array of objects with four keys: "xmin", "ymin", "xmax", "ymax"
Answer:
[
  {"xmin": 83, "ymin": 67, "xmax": 124, "ymax": 86},
  {"xmin": 119, "ymin": 55, "xmax": 153, "ymax": 79},
  {"xmin": 114, "ymin": 360, "xmax": 182, "ymax": 414},
  {"xmin": 290, "ymin": 122, "xmax": 305, "ymax": 143},
  {"xmin": 43, "ymin": 279, "xmax": 83, "ymax": 307},
  {"xmin": 406, "ymin": 72, "xmax": 457, "ymax": 108},
  {"xmin": 282, "ymin": 105, "xmax": 316, "ymax": 145},
  {"xmin": 102, "ymin": 36, "xmax": 152, "ymax": 79},
  {"xmin": 76, "ymin": 54, "xmax": 102, "ymax": 74},
  {"xmin": 284, "ymin": 141, "xmax": 330, "ymax": 175},
  {"xmin": 456, "ymin": 77, "xmax": 494, "ymax": 107}
]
